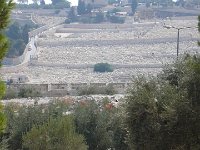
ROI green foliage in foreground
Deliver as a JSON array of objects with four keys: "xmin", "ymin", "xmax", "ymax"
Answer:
[
  {"xmin": 0, "ymin": 0, "xmax": 15, "ymax": 137},
  {"xmin": 125, "ymin": 55, "xmax": 200, "ymax": 150},
  {"xmin": 0, "ymin": 0, "xmax": 15, "ymax": 64},
  {"xmin": 1, "ymin": 54, "xmax": 200, "ymax": 150},
  {"xmin": 4, "ymin": 101, "xmax": 69, "ymax": 150},
  {"xmin": 0, "ymin": 82, "xmax": 6, "ymax": 133},
  {"xmin": 74, "ymin": 100, "xmax": 128, "ymax": 150},
  {"xmin": 94, "ymin": 63, "xmax": 113, "ymax": 73},
  {"xmin": 3, "ymin": 99, "xmax": 128, "ymax": 150},
  {"xmin": 23, "ymin": 116, "xmax": 88, "ymax": 150}
]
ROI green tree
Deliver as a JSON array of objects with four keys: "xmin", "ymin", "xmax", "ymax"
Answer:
[
  {"xmin": 78, "ymin": 85, "xmax": 116, "ymax": 95},
  {"xmin": 51, "ymin": 0, "xmax": 65, "ymax": 5},
  {"xmin": 18, "ymin": 88, "xmax": 41, "ymax": 98},
  {"xmin": 94, "ymin": 12, "xmax": 104, "ymax": 23},
  {"xmin": 108, "ymin": 0, "xmax": 118, "ymax": 4},
  {"xmin": 125, "ymin": 55, "xmax": 200, "ymax": 149},
  {"xmin": 0, "ymin": 0, "xmax": 14, "ymax": 62},
  {"xmin": 198, "ymin": 16, "xmax": 200, "ymax": 46},
  {"xmin": 4, "ymin": 101, "xmax": 69, "ymax": 150},
  {"xmin": 22, "ymin": 24, "xmax": 30, "ymax": 44},
  {"xmin": 32, "ymin": 0, "xmax": 39, "ymax": 4},
  {"xmin": 6, "ymin": 22, "xmax": 21, "ymax": 40},
  {"xmin": 40, "ymin": 0, "xmax": 45, "ymax": 5},
  {"xmin": 0, "ymin": 0, "xmax": 15, "ymax": 136},
  {"xmin": 74, "ymin": 100, "xmax": 128, "ymax": 150},
  {"xmin": 6, "ymin": 22, "xmax": 34, "ymax": 58},
  {"xmin": 23, "ymin": 116, "xmax": 88, "ymax": 150},
  {"xmin": 77, "ymin": 0, "xmax": 86, "ymax": 15},
  {"xmin": 51, "ymin": 0, "xmax": 70, "ymax": 8},
  {"xmin": 6, "ymin": 39, "xmax": 26, "ymax": 57},
  {"xmin": 162, "ymin": 55, "xmax": 200, "ymax": 149},
  {"xmin": 109, "ymin": 15, "xmax": 125, "ymax": 24},
  {"xmin": 86, "ymin": 3, "xmax": 92, "ymax": 14},
  {"xmin": 68, "ymin": 6, "xmax": 76, "ymax": 22},
  {"xmin": 131, "ymin": 0, "xmax": 138, "ymax": 14}
]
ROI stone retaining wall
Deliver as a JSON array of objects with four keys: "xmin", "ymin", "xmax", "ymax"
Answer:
[
  {"xmin": 8, "ymin": 82, "xmax": 132, "ymax": 96},
  {"xmin": 0, "ymin": 62, "xmax": 28, "ymax": 74},
  {"xmin": 62, "ymin": 23, "xmax": 156, "ymax": 29}
]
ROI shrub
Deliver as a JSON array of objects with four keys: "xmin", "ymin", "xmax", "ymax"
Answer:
[
  {"xmin": 94, "ymin": 12, "xmax": 104, "ymax": 23},
  {"xmin": 65, "ymin": 19, "xmax": 71, "ymax": 24},
  {"xmin": 78, "ymin": 85, "xmax": 116, "ymax": 95},
  {"xmin": 18, "ymin": 88, "xmax": 41, "ymax": 98},
  {"xmin": 94, "ymin": 63, "xmax": 113, "ymax": 73},
  {"xmin": 3, "ymin": 88, "xmax": 18, "ymax": 99},
  {"xmin": 54, "ymin": 9, "xmax": 60, "ymax": 14},
  {"xmin": 23, "ymin": 116, "xmax": 88, "ymax": 150},
  {"xmin": 79, "ymin": 16, "xmax": 92, "ymax": 23},
  {"xmin": 109, "ymin": 15, "xmax": 125, "ymax": 24}
]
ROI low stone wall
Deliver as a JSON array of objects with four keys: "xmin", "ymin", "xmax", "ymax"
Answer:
[
  {"xmin": 0, "ymin": 62, "xmax": 28, "ymax": 74},
  {"xmin": 9, "ymin": 83, "xmax": 49, "ymax": 96},
  {"xmin": 7, "ymin": 82, "xmax": 132, "ymax": 96}
]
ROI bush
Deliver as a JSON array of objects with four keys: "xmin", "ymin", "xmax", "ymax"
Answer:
[
  {"xmin": 23, "ymin": 116, "xmax": 88, "ymax": 150},
  {"xmin": 94, "ymin": 12, "xmax": 104, "ymax": 23},
  {"xmin": 78, "ymin": 85, "xmax": 116, "ymax": 95},
  {"xmin": 16, "ymin": 4, "xmax": 40, "ymax": 9},
  {"xmin": 65, "ymin": 19, "xmax": 71, "ymax": 24},
  {"xmin": 79, "ymin": 16, "xmax": 92, "ymax": 23},
  {"xmin": 109, "ymin": 15, "xmax": 125, "ymax": 24},
  {"xmin": 3, "ymin": 88, "xmax": 18, "ymax": 99},
  {"xmin": 54, "ymin": 9, "xmax": 60, "ymax": 14},
  {"xmin": 54, "ymin": 2, "xmax": 70, "ymax": 9},
  {"xmin": 94, "ymin": 63, "xmax": 113, "ymax": 73},
  {"xmin": 43, "ymin": 4, "xmax": 55, "ymax": 9},
  {"xmin": 18, "ymin": 88, "xmax": 41, "ymax": 98}
]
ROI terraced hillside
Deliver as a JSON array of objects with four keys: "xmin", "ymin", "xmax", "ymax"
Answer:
[{"xmin": 2, "ymin": 17, "xmax": 199, "ymax": 83}]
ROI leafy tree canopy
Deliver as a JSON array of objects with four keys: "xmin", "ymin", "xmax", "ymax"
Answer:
[
  {"xmin": 0, "ymin": 0, "xmax": 15, "ymax": 137},
  {"xmin": 23, "ymin": 116, "xmax": 88, "ymax": 150},
  {"xmin": 131, "ymin": 0, "xmax": 138, "ymax": 14},
  {"xmin": 125, "ymin": 54, "xmax": 200, "ymax": 149}
]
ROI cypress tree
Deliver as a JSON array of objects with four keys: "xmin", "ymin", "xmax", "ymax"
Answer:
[{"xmin": 0, "ymin": 0, "xmax": 15, "ymax": 133}]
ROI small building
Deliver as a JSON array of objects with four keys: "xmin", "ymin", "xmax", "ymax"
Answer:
[{"xmin": 8, "ymin": 75, "xmax": 29, "ymax": 84}]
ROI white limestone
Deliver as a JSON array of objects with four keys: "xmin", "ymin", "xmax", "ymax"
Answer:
[{"xmin": 2, "ymin": 17, "xmax": 199, "ymax": 83}]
